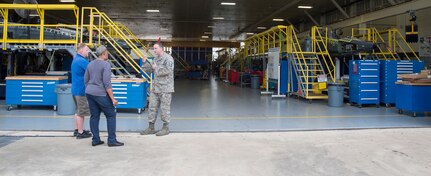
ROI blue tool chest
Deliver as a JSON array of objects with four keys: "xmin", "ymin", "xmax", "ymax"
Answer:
[
  {"xmin": 349, "ymin": 60, "xmax": 380, "ymax": 107},
  {"xmin": 6, "ymin": 76, "xmax": 68, "ymax": 111},
  {"xmin": 112, "ymin": 79, "xmax": 148, "ymax": 114},
  {"xmin": 380, "ymin": 60, "xmax": 424, "ymax": 106}
]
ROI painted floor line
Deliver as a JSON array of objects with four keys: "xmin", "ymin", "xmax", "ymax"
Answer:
[{"xmin": 0, "ymin": 114, "xmax": 406, "ymax": 120}]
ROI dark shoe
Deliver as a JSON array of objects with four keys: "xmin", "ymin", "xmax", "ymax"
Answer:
[
  {"xmin": 76, "ymin": 132, "xmax": 92, "ymax": 139},
  {"xmin": 156, "ymin": 123, "xmax": 170, "ymax": 136},
  {"xmin": 108, "ymin": 141, "xmax": 124, "ymax": 147},
  {"xmin": 83, "ymin": 130, "xmax": 92, "ymax": 135},
  {"xmin": 74, "ymin": 129, "xmax": 91, "ymax": 137},
  {"xmin": 140, "ymin": 123, "xmax": 156, "ymax": 135},
  {"xmin": 92, "ymin": 141, "xmax": 104, "ymax": 146}
]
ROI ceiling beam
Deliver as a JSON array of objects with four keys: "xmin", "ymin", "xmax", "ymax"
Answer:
[
  {"xmin": 328, "ymin": 0, "xmax": 431, "ymax": 29},
  {"xmin": 387, "ymin": 0, "xmax": 397, "ymax": 5},
  {"xmin": 330, "ymin": 0, "xmax": 350, "ymax": 19},
  {"xmin": 149, "ymin": 41, "xmax": 240, "ymax": 48},
  {"xmin": 229, "ymin": 0, "xmax": 302, "ymax": 39},
  {"xmin": 304, "ymin": 10, "xmax": 320, "ymax": 26}
]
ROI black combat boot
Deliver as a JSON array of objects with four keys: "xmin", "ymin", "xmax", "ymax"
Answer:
[
  {"xmin": 156, "ymin": 123, "xmax": 170, "ymax": 136},
  {"xmin": 140, "ymin": 122, "xmax": 156, "ymax": 135}
]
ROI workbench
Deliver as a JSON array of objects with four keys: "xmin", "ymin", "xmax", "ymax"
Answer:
[
  {"xmin": 395, "ymin": 82, "xmax": 431, "ymax": 117},
  {"xmin": 111, "ymin": 78, "xmax": 148, "ymax": 114},
  {"xmin": 5, "ymin": 76, "xmax": 68, "ymax": 111}
]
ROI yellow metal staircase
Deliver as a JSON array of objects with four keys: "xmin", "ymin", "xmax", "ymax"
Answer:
[
  {"xmin": 289, "ymin": 25, "xmax": 328, "ymax": 100},
  {"xmin": 311, "ymin": 26, "xmax": 336, "ymax": 82},
  {"xmin": 80, "ymin": 7, "xmax": 152, "ymax": 86},
  {"xmin": 170, "ymin": 50, "xmax": 191, "ymax": 72}
]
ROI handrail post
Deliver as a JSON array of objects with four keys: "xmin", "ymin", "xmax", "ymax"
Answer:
[
  {"xmin": 37, "ymin": 8, "xmax": 45, "ymax": 51},
  {"xmin": 89, "ymin": 9, "xmax": 94, "ymax": 46},
  {"xmin": 1, "ymin": 9, "xmax": 8, "ymax": 50}
]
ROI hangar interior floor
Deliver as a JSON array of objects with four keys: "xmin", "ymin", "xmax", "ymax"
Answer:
[{"xmin": 0, "ymin": 77, "xmax": 430, "ymax": 132}]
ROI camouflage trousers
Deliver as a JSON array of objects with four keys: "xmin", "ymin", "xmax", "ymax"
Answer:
[{"xmin": 148, "ymin": 92, "xmax": 172, "ymax": 124}]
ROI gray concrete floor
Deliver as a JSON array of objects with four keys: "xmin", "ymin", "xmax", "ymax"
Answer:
[
  {"xmin": 0, "ymin": 77, "xmax": 430, "ymax": 132},
  {"xmin": 1, "ymin": 78, "xmax": 431, "ymax": 175},
  {"xmin": 1, "ymin": 128, "xmax": 431, "ymax": 176}
]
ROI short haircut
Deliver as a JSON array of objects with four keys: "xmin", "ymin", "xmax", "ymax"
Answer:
[
  {"xmin": 96, "ymin": 45, "xmax": 108, "ymax": 57},
  {"xmin": 153, "ymin": 42, "xmax": 163, "ymax": 48},
  {"xmin": 76, "ymin": 43, "xmax": 87, "ymax": 51}
]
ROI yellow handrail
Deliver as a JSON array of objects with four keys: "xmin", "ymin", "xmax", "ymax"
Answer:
[
  {"xmin": 312, "ymin": 26, "xmax": 336, "ymax": 82},
  {"xmin": 81, "ymin": 7, "xmax": 152, "ymax": 86},
  {"xmin": 352, "ymin": 28, "xmax": 398, "ymax": 60},
  {"xmin": 113, "ymin": 22, "xmax": 154, "ymax": 58},
  {"xmin": 287, "ymin": 25, "xmax": 310, "ymax": 97},
  {"xmin": 170, "ymin": 50, "xmax": 190, "ymax": 71},
  {"xmin": 388, "ymin": 28, "xmax": 420, "ymax": 60},
  {"xmin": 0, "ymin": 4, "xmax": 79, "ymax": 50}
]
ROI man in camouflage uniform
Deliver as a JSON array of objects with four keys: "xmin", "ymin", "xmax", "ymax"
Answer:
[{"xmin": 140, "ymin": 42, "xmax": 174, "ymax": 136}]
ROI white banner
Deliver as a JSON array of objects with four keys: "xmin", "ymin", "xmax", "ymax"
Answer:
[{"xmin": 268, "ymin": 48, "xmax": 280, "ymax": 79}]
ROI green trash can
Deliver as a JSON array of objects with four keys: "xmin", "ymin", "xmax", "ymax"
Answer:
[
  {"xmin": 328, "ymin": 82, "xmax": 345, "ymax": 107},
  {"xmin": 250, "ymin": 75, "xmax": 260, "ymax": 89},
  {"xmin": 56, "ymin": 84, "xmax": 76, "ymax": 115}
]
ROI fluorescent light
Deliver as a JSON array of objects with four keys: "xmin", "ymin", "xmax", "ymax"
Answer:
[
  {"xmin": 59, "ymin": 0, "xmax": 75, "ymax": 2},
  {"xmin": 202, "ymin": 36, "xmax": 209, "ymax": 39},
  {"xmin": 221, "ymin": 2, "xmax": 236, "ymax": 6},
  {"xmin": 146, "ymin": 9, "xmax": 160, "ymax": 13},
  {"xmin": 298, "ymin": 6, "xmax": 313, "ymax": 9},
  {"xmin": 200, "ymin": 39, "xmax": 206, "ymax": 42},
  {"xmin": 213, "ymin": 17, "xmax": 224, "ymax": 20},
  {"xmin": 29, "ymin": 13, "xmax": 39, "ymax": 17},
  {"xmin": 204, "ymin": 32, "xmax": 212, "ymax": 35},
  {"xmin": 246, "ymin": 33, "xmax": 255, "ymax": 35},
  {"xmin": 160, "ymin": 28, "xmax": 168, "ymax": 31},
  {"xmin": 208, "ymin": 26, "xmax": 215, "ymax": 28},
  {"xmin": 273, "ymin": 18, "xmax": 284, "ymax": 22},
  {"xmin": 257, "ymin": 27, "xmax": 266, "ymax": 30}
]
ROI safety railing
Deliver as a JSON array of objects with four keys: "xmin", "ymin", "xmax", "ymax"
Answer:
[
  {"xmin": 383, "ymin": 28, "xmax": 420, "ymax": 60},
  {"xmin": 352, "ymin": 28, "xmax": 397, "ymax": 60},
  {"xmin": 286, "ymin": 25, "xmax": 310, "ymax": 97},
  {"xmin": 0, "ymin": 4, "xmax": 79, "ymax": 50},
  {"xmin": 171, "ymin": 49, "xmax": 190, "ymax": 71},
  {"xmin": 81, "ymin": 7, "xmax": 152, "ymax": 86},
  {"xmin": 312, "ymin": 26, "xmax": 335, "ymax": 82}
]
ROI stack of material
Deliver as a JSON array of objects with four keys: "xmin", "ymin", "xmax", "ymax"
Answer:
[{"xmin": 398, "ymin": 70, "xmax": 431, "ymax": 84}]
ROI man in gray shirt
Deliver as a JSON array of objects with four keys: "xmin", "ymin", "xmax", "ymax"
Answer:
[
  {"xmin": 85, "ymin": 45, "xmax": 123, "ymax": 147},
  {"xmin": 140, "ymin": 42, "xmax": 175, "ymax": 136}
]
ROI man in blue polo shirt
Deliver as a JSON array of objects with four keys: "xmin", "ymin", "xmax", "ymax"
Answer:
[{"xmin": 71, "ymin": 43, "xmax": 92, "ymax": 139}]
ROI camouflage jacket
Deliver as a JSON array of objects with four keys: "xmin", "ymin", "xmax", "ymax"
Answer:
[{"xmin": 143, "ymin": 52, "xmax": 175, "ymax": 93}]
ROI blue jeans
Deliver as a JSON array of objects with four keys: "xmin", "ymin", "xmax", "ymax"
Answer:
[{"xmin": 86, "ymin": 94, "xmax": 117, "ymax": 144}]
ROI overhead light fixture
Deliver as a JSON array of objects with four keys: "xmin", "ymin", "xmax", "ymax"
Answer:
[
  {"xmin": 246, "ymin": 33, "xmax": 255, "ymax": 35},
  {"xmin": 29, "ymin": 13, "xmax": 39, "ymax": 17},
  {"xmin": 298, "ymin": 6, "xmax": 313, "ymax": 9},
  {"xmin": 213, "ymin": 17, "xmax": 224, "ymax": 20},
  {"xmin": 202, "ymin": 36, "xmax": 209, "ymax": 39},
  {"xmin": 146, "ymin": 9, "xmax": 160, "ymax": 13},
  {"xmin": 257, "ymin": 27, "xmax": 266, "ymax": 30},
  {"xmin": 221, "ymin": 2, "xmax": 236, "ymax": 6},
  {"xmin": 273, "ymin": 18, "xmax": 284, "ymax": 22},
  {"xmin": 59, "ymin": 0, "xmax": 75, "ymax": 2},
  {"xmin": 204, "ymin": 32, "xmax": 212, "ymax": 35},
  {"xmin": 160, "ymin": 28, "xmax": 168, "ymax": 31},
  {"xmin": 200, "ymin": 39, "xmax": 206, "ymax": 42},
  {"xmin": 208, "ymin": 26, "xmax": 215, "ymax": 28}
]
